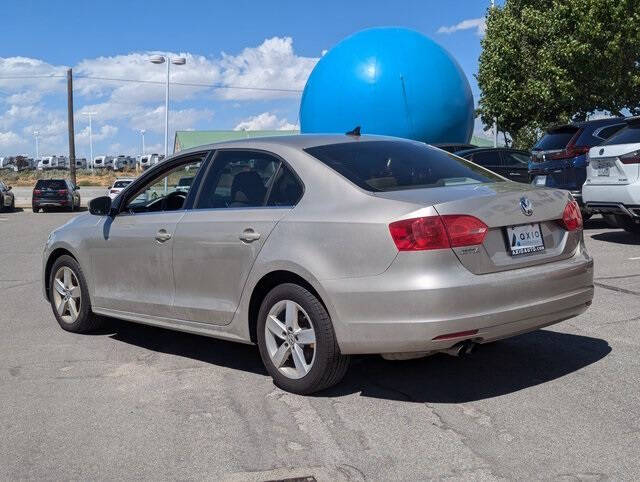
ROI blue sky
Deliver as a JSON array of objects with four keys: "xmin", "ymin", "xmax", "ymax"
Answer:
[{"xmin": 0, "ymin": 0, "xmax": 492, "ymax": 157}]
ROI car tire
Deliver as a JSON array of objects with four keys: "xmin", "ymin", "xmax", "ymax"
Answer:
[
  {"xmin": 32, "ymin": 205, "xmax": 39, "ymax": 213},
  {"xmin": 49, "ymin": 255, "xmax": 104, "ymax": 333},
  {"xmin": 257, "ymin": 283, "xmax": 350, "ymax": 395},
  {"xmin": 0, "ymin": 195, "xmax": 4, "ymax": 213},
  {"xmin": 9, "ymin": 196, "xmax": 14, "ymax": 212}
]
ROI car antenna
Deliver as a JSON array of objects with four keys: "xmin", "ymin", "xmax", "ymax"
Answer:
[{"xmin": 346, "ymin": 126, "xmax": 361, "ymax": 136}]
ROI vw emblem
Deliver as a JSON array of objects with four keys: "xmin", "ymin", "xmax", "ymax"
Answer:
[
  {"xmin": 520, "ymin": 197, "xmax": 534, "ymax": 216},
  {"xmin": 599, "ymin": 148, "xmax": 604, "ymax": 155}
]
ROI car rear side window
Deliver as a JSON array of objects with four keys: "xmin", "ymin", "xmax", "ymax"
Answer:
[
  {"xmin": 35, "ymin": 179, "xmax": 66, "ymax": 190},
  {"xmin": 266, "ymin": 165, "xmax": 303, "ymax": 207},
  {"xmin": 469, "ymin": 151, "xmax": 500, "ymax": 167},
  {"xmin": 534, "ymin": 127, "xmax": 580, "ymax": 151},
  {"xmin": 196, "ymin": 150, "xmax": 281, "ymax": 209},
  {"xmin": 304, "ymin": 141, "xmax": 503, "ymax": 192},
  {"xmin": 602, "ymin": 124, "xmax": 640, "ymax": 145}
]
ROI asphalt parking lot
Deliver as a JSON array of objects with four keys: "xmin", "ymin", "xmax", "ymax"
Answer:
[{"xmin": 1, "ymin": 210, "xmax": 639, "ymax": 480}]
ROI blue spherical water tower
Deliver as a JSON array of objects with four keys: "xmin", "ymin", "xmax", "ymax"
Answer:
[{"xmin": 299, "ymin": 27, "xmax": 474, "ymax": 144}]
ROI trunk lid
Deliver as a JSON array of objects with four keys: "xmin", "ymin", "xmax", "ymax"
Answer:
[
  {"xmin": 376, "ymin": 183, "xmax": 579, "ymax": 274},
  {"xmin": 586, "ymin": 143, "xmax": 640, "ymax": 185}
]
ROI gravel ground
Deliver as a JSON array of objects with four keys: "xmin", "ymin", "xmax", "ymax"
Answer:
[{"xmin": 1, "ymin": 212, "xmax": 639, "ymax": 480}]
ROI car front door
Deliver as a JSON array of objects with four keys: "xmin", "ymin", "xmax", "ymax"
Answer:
[
  {"xmin": 468, "ymin": 150, "xmax": 503, "ymax": 178},
  {"xmin": 90, "ymin": 155, "xmax": 206, "ymax": 317},
  {"xmin": 171, "ymin": 149, "xmax": 303, "ymax": 324}
]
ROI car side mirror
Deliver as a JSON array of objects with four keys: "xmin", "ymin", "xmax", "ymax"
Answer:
[
  {"xmin": 89, "ymin": 196, "xmax": 113, "ymax": 216},
  {"xmin": 75, "ymin": 186, "xmax": 80, "ymax": 190},
  {"xmin": 7, "ymin": 186, "xmax": 11, "ymax": 191}
]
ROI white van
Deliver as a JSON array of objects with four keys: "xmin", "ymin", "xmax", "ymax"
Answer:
[
  {"xmin": 113, "ymin": 155, "xmax": 135, "ymax": 171},
  {"xmin": 38, "ymin": 156, "xmax": 61, "ymax": 170},
  {"xmin": 139, "ymin": 153, "xmax": 162, "ymax": 171},
  {"xmin": 93, "ymin": 155, "xmax": 114, "ymax": 170},
  {"xmin": 75, "ymin": 158, "xmax": 87, "ymax": 170}
]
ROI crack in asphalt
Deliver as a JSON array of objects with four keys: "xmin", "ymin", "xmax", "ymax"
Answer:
[
  {"xmin": 595, "ymin": 273, "xmax": 640, "ymax": 281},
  {"xmin": 594, "ymin": 282, "xmax": 640, "ymax": 297}
]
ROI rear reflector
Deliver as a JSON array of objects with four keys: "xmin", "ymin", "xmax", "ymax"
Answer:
[
  {"xmin": 433, "ymin": 329, "xmax": 479, "ymax": 341},
  {"xmin": 560, "ymin": 200, "xmax": 583, "ymax": 231},
  {"xmin": 389, "ymin": 215, "xmax": 488, "ymax": 251}
]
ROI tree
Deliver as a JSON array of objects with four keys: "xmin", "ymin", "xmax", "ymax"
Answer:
[{"xmin": 476, "ymin": 0, "xmax": 640, "ymax": 149}]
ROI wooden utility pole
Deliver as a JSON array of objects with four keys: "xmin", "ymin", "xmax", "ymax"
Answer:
[{"xmin": 67, "ymin": 68, "xmax": 76, "ymax": 186}]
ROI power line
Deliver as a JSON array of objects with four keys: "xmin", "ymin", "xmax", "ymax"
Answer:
[{"xmin": 0, "ymin": 74, "xmax": 303, "ymax": 93}]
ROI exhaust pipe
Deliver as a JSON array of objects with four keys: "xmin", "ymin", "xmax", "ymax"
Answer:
[{"xmin": 441, "ymin": 341, "xmax": 476, "ymax": 358}]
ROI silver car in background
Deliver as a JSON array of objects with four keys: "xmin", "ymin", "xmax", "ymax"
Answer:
[{"xmin": 42, "ymin": 135, "xmax": 593, "ymax": 394}]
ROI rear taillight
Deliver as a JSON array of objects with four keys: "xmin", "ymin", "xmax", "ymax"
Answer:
[
  {"xmin": 440, "ymin": 215, "xmax": 489, "ymax": 247},
  {"xmin": 33, "ymin": 189, "xmax": 41, "ymax": 195},
  {"xmin": 110, "ymin": 189, "xmax": 118, "ymax": 194},
  {"xmin": 620, "ymin": 151, "xmax": 640, "ymax": 164},
  {"xmin": 389, "ymin": 215, "xmax": 488, "ymax": 251},
  {"xmin": 548, "ymin": 145, "xmax": 590, "ymax": 161},
  {"xmin": 560, "ymin": 200, "xmax": 583, "ymax": 231},
  {"xmin": 57, "ymin": 189, "xmax": 68, "ymax": 195}
]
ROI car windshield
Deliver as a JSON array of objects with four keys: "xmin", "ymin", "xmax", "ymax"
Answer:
[
  {"xmin": 113, "ymin": 180, "xmax": 132, "ymax": 188},
  {"xmin": 533, "ymin": 127, "xmax": 579, "ymax": 151},
  {"xmin": 304, "ymin": 140, "xmax": 503, "ymax": 192},
  {"xmin": 602, "ymin": 123, "xmax": 640, "ymax": 145},
  {"xmin": 35, "ymin": 180, "xmax": 66, "ymax": 189}
]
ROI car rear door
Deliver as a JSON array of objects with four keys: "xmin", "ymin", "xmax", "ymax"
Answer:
[
  {"xmin": 501, "ymin": 151, "xmax": 530, "ymax": 183},
  {"xmin": 467, "ymin": 150, "xmax": 504, "ymax": 178},
  {"xmin": 171, "ymin": 149, "xmax": 303, "ymax": 324}
]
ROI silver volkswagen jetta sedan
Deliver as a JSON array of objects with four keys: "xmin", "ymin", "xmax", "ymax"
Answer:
[{"xmin": 42, "ymin": 134, "xmax": 593, "ymax": 394}]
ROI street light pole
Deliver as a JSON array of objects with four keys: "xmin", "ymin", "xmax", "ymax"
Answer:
[
  {"xmin": 139, "ymin": 129, "xmax": 146, "ymax": 155},
  {"xmin": 82, "ymin": 112, "xmax": 96, "ymax": 172},
  {"xmin": 33, "ymin": 131, "xmax": 39, "ymax": 159},
  {"xmin": 149, "ymin": 54, "xmax": 186, "ymax": 159}
]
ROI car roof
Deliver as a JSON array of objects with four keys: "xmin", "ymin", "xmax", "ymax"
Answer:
[
  {"xmin": 547, "ymin": 117, "xmax": 626, "ymax": 131},
  {"xmin": 456, "ymin": 147, "xmax": 529, "ymax": 156},
  {"xmin": 115, "ymin": 177, "xmax": 136, "ymax": 181},
  {"xmin": 169, "ymin": 133, "xmax": 420, "ymax": 159}
]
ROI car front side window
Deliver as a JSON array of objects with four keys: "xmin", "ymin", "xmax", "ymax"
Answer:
[{"xmin": 124, "ymin": 156, "xmax": 205, "ymax": 214}]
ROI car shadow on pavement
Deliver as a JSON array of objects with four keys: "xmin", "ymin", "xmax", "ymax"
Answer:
[
  {"xmin": 105, "ymin": 319, "xmax": 268, "ymax": 375},
  {"xmin": 103, "ymin": 319, "xmax": 609, "ymax": 403},
  {"xmin": 583, "ymin": 217, "xmax": 609, "ymax": 230},
  {"xmin": 590, "ymin": 231, "xmax": 640, "ymax": 245},
  {"xmin": 327, "ymin": 330, "xmax": 611, "ymax": 403}
]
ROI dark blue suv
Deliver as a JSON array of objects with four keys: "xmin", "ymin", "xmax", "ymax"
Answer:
[{"xmin": 529, "ymin": 118, "xmax": 627, "ymax": 215}]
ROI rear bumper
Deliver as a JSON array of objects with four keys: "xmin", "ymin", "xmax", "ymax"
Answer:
[
  {"xmin": 583, "ymin": 183, "xmax": 640, "ymax": 217},
  {"xmin": 33, "ymin": 199, "xmax": 68, "ymax": 207},
  {"xmin": 324, "ymin": 246, "xmax": 593, "ymax": 355}
]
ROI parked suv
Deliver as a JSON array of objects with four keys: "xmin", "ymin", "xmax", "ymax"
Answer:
[
  {"xmin": 583, "ymin": 117, "xmax": 640, "ymax": 234},
  {"xmin": 32, "ymin": 179, "xmax": 80, "ymax": 212},
  {"xmin": 529, "ymin": 118, "xmax": 626, "ymax": 216}
]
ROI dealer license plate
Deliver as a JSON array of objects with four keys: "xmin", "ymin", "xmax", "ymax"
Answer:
[
  {"xmin": 506, "ymin": 223, "xmax": 545, "ymax": 256},
  {"xmin": 534, "ymin": 176, "xmax": 546, "ymax": 186}
]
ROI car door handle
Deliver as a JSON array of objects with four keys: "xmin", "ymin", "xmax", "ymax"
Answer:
[
  {"xmin": 155, "ymin": 229, "xmax": 172, "ymax": 243},
  {"xmin": 239, "ymin": 228, "xmax": 261, "ymax": 243}
]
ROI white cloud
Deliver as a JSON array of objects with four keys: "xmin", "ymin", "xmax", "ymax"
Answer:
[
  {"xmin": 0, "ymin": 131, "xmax": 25, "ymax": 149},
  {"xmin": 234, "ymin": 112, "xmax": 298, "ymax": 131},
  {"xmin": 0, "ymin": 36, "xmax": 314, "ymax": 155},
  {"xmin": 216, "ymin": 37, "xmax": 318, "ymax": 100},
  {"xmin": 437, "ymin": 17, "xmax": 486, "ymax": 36}
]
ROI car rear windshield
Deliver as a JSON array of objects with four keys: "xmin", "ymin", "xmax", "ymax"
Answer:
[
  {"xmin": 533, "ymin": 127, "xmax": 580, "ymax": 151},
  {"xmin": 304, "ymin": 140, "xmax": 503, "ymax": 192},
  {"xmin": 35, "ymin": 179, "xmax": 66, "ymax": 189},
  {"xmin": 113, "ymin": 180, "xmax": 132, "ymax": 188},
  {"xmin": 602, "ymin": 124, "xmax": 640, "ymax": 146}
]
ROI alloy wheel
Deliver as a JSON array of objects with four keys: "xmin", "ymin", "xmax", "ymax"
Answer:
[
  {"xmin": 264, "ymin": 300, "xmax": 316, "ymax": 379},
  {"xmin": 52, "ymin": 266, "xmax": 82, "ymax": 324}
]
